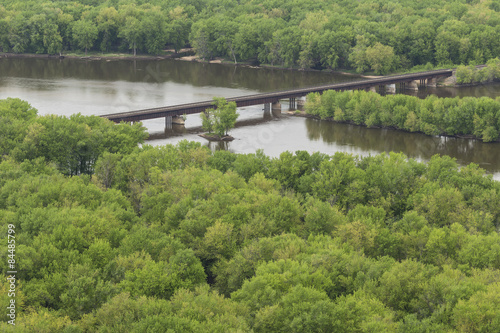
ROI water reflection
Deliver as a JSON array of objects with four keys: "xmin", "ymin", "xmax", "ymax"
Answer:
[
  {"xmin": 0, "ymin": 57, "xmax": 359, "ymax": 91},
  {"xmin": 148, "ymin": 109, "xmax": 282, "ymax": 141},
  {"xmin": 402, "ymin": 83, "xmax": 500, "ymax": 99},
  {"xmin": 305, "ymin": 118, "xmax": 500, "ymax": 175}
]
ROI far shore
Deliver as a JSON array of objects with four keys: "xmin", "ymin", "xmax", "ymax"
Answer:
[
  {"xmin": 2, "ymin": 51, "xmax": 498, "ymax": 87},
  {"xmin": 0, "ymin": 50, "xmax": 380, "ymax": 78},
  {"xmin": 0, "ymin": 50, "xmax": 191, "ymax": 62}
]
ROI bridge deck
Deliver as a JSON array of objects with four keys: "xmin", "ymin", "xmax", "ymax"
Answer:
[{"xmin": 101, "ymin": 69, "xmax": 453, "ymax": 123}]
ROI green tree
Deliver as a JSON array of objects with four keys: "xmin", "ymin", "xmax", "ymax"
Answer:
[
  {"xmin": 253, "ymin": 285, "xmax": 336, "ymax": 332},
  {"xmin": 8, "ymin": 14, "xmax": 30, "ymax": 53},
  {"xmin": 120, "ymin": 249, "xmax": 206, "ymax": 299},
  {"xmin": 453, "ymin": 283, "xmax": 500, "ymax": 332},
  {"xmin": 365, "ymin": 42, "xmax": 396, "ymax": 75},
  {"xmin": 96, "ymin": 7, "xmax": 120, "ymax": 52},
  {"xmin": 201, "ymin": 109, "xmax": 215, "ymax": 134},
  {"xmin": 266, "ymin": 27, "xmax": 302, "ymax": 67},
  {"xmin": 190, "ymin": 19, "xmax": 213, "ymax": 60},
  {"xmin": 118, "ymin": 16, "xmax": 141, "ymax": 56},
  {"xmin": 318, "ymin": 29, "xmax": 353, "ymax": 70},
  {"xmin": 204, "ymin": 97, "xmax": 238, "ymax": 137},
  {"xmin": 0, "ymin": 8, "xmax": 9, "ymax": 52},
  {"xmin": 456, "ymin": 65, "xmax": 475, "ymax": 84},
  {"xmin": 43, "ymin": 22, "xmax": 63, "ymax": 55},
  {"xmin": 72, "ymin": 19, "xmax": 98, "ymax": 56},
  {"xmin": 141, "ymin": 10, "xmax": 168, "ymax": 55},
  {"xmin": 28, "ymin": 14, "xmax": 47, "ymax": 54},
  {"xmin": 168, "ymin": 19, "xmax": 191, "ymax": 53},
  {"xmin": 60, "ymin": 263, "xmax": 115, "ymax": 320}
]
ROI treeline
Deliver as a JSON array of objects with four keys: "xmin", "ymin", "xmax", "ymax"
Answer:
[
  {"xmin": 1, "ymin": 0, "xmax": 500, "ymax": 72},
  {"xmin": 456, "ymin": 57, "xmax": 500, "ymax": 84},
  {"xmin": 305, "ymin": 90, "xmax": 500, "ymax": 142},
  {"xmin": 0, "ymin": 98, "xmax": 147, "ymax": 175},
  {"xmin": 1, "ymin": 99, "xmax": 500, "ymax": 331}
]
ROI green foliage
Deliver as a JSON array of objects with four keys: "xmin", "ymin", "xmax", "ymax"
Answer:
[
  {"xmin": 365, "ymin": 42, "xmax": 397, "ymax": 75},
  {"xmin": 0, "ymin": 98, "xmax": 38, "ymax": 156},
  {"xmin": 1, "ymin": 93, "xmax": 500, "ymax": 330},
  {"xmin": 118, "ymin": 16, "xmax": 141, "ymax": 56},
  {"xmin": 457, "ymin": 58, "xmax": 500, "ymax": 84},
  {"xmin": 60, "ymin": 263, "xmax": 116, "ymax": 320},
  {"xmin": 120, "ymin": 249, "xmax": 206, "ymax": 300},
  {"xmin": 456, "ymin": 65, "xmax": 475, "ymax": 84},
  {"xmin": 0, "ymin": 0, "xmax": 500, "ymax": 70},
  {"xmin": 0, "ymin": 100, "xmax": 148, "ymax": 175},
  {"xmin": 305, "ymin": 90, "xmax": 500, "ymax": 142},
  {"xmin": 453, "ymin": 282, "xmax": 500, "ymax": 332},
  {"xmin": 253, "ymin": 285, "xmax": 337, "ymax": 332},
  {"xmin": 202, "ymin": 97, "xmax": 239, "ymax": 137},
  {"xmin": 72, "ymin": 19, "xmax": 98, "ymax": 56}
]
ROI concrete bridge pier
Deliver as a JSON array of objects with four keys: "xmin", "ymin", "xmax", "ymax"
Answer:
[
  {"xmin": 163, "ymin": 123, "xmax": 187, "ymax": 136},
  {"xmin": 386, "ymin": 84, "xmax": 396, "ymax": 93},
  {"xmin": 406, "ymin": 81, "xmax": 419, "ymax": 90},
  {"xmin": 272, "ymin": 101, "xmax": 282, "ymax": 111},
  {"xmin": 297, "ymin": 96, "xmax": 306, "ymax": 110},
  {"xmin": 263, "ymin": 103, "xmax": 273, "ymax": 119},
  {"xmin": 427, "ymin": 78, "xmax": 438, "ymax": 87},
  {"xmin": 263, "ymin": 107, "xmax": 272, "ymax": 119},
  {"xmin": 165, "ymin": 116, "xmax": 172, "ymax": 129},
  {"xmin": 172, "ymin": 115, "xmax": 185, "ymax": 125}
]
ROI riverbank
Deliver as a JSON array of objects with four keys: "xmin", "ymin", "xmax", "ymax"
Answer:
[
  {"xmin": 2, "ymin": 51, "xmax": 460, "ymax": 85},
  {"xmin": 0, "ymin": 50, "xmax": 381, "ymax": 79},
  {"xmin": 0, "ymin": 51, "xmax": 468, "ymax": 85},
  {"xmin": 0, "ymin": 49, "xmax": 196, "ymax": 62},
  {"xmin": 289, "ymin": 110, "xmax": 490, "ymax": 142},
  {"xmin": 199, "ymin": 133, "xmax": 235, "ymax": 141},
  {"xmin": 176, "ymin": 53, "xmax": 383, "ymax": 78},
  {"xmin": 303, "ymin": 90, "xmax": 500, "ymax": 143}
]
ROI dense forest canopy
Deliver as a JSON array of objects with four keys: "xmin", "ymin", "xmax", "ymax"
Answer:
[
  {"xmin": 1, "ymin": 0, "xmax": 500, "ymax": 72},
  {"xmin": 1, "ymin": 98, "xmax": 500, "ymax": 331}
]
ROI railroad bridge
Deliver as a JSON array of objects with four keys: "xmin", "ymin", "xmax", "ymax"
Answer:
[{"xmin": 100, "ymin": 69, "xmax": 453, "ymax": 126}]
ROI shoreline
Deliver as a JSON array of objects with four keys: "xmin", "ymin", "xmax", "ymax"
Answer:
[
  {"xmin": 288, "ymin": 110, "xmax": 499, "ymax": 143},
  {"xmin": 0, "ymin": 51, "xmax": 377, "ymax": 78},
  {"xmin": 199, "ymin": 133, "xmax": 235, "ymax": 141},
  {"xmin": 0, "ymin": 49, "xmax": 195, "ymax": 62},
  {"xmin": 2, "ymin": 52, "xmax": 497, "ymax": 87}
]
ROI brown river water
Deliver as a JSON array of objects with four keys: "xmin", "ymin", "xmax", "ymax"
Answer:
[{"xmin": 0, "ymin": 57, "xmax": 499, "ymax": 180}]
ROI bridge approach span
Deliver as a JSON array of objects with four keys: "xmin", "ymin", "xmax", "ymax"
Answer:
[{"xmin": 101, "ymin": 69, "xmax": 453, "ymax": 123}]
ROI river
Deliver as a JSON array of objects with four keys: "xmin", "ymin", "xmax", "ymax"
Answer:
[{"xmin": 1, "ymin": 57, "xmax": 499, "ymax": 180}]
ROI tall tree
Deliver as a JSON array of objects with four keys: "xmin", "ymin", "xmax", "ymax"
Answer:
[
  {"xmin": 72, "ymin": 19, "xmax": 98, "ymax": 56},
  {"xmin": 118, "ymin": 16, "xmax": 141, "ymax": 56},
  {"xmin": 141, "ymin": 10, "xmax": 168, "ymax": 55},
  {"xmin": 43, "ymin": 22, "xmax": 63, "ymax": 55},
  {"xmin": 365, "ymin": 42, "xmax": 396, "ymax": 75},
  {"xmin": 212, "ymin": 97, "xmax": 238, "ymax": 137},
  {"xmin": 8, "ymin": 14, "xmax": 30, "ymax": 53},
  {"xmin": 96, "ymin": 7, "xmax": 120, "ymax": 52}
]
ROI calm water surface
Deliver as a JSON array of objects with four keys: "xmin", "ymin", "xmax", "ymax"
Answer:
[{"xmin": 1, "ymin": 57, "xmax": 499, "ymax": 180}]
